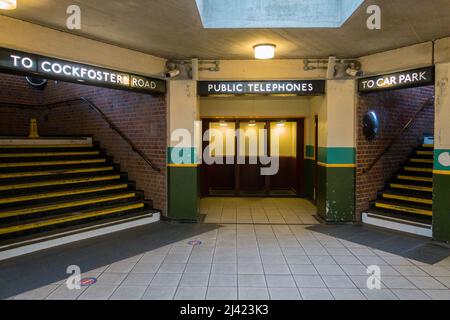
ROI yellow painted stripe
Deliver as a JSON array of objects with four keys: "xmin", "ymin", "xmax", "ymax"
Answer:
[
  {"xmin": 383, "ymin": 193, "xmax": 433, "ymax": 205},
  {"xmin": 376, "ymin": 202, "xmax": 432, "ymax": 216},
  {"xmin": 398, "ymin": 175, "xmax": 433, "ymax": 183},
  {"xmin": 423, "ymin": 144, "xmax": 434, "ymax": 148},
  {"xmin": 433, "ymin": 170, "xmax": 450, "ymax": 175},
  {"xmin": 317, "ymin": 162, "xmax": 356, "ymax": 168},
  {"xmin": 168, "ymin": 164, "xmax": 199, "ymax": 168},
  {"xmin": 0, "ymin": 144, "xmax": 93, "ymax": 149},
  {"xmin": 0, "ymin": 175, "xmax": 121, "ymax": 191},
  {"xmin": 0, "ymin": 203, "xmax": 144, "ymax": 236},
  {"xmin": 405, "ymin": 167, "xmax": 433, "ymax": 173},
  {"xmin": 410, "ymin": 158, "xmax": 433, "ymax": 164},
  {"xmin": 0, "ymin": 166, "xmax": 114, "ymax": 179},
  {"xmin": 0, "ymin": 151, "xmax": 99, "ymax": 158},
  {"xmin": 417, "ymin": 151, "xmax": 433, "ymax": 156},
  {"xmin": 0, "ymin": 159, "xmax": 106, "ymax": 168},
  {"xmin": 0, "ymin": 184, "xmax": 128, "ymax": 205},
  {"xmin": 0, "ymin": 193, "xmax": 136, "ymax": 219},
  {"xmin": 390, "ymin": 183, "xmax": 433, "ymax": 192}
]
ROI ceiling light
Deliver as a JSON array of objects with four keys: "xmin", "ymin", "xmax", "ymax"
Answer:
[
  {"xmin": 248, "ymin": 121, "xmax": 256, "ymax": 127},
  {"xmin": 277, "ymin": 121, "xmax": 286, "ymax": 127},
  {"xmin": 0, "ymin": 0, "xmax": 16, "ymax": 10},
  {"xmin": 219, "ymin": 121, "xmax": 228, "ymax": 127},
  {"xmin": 254, "ymin": 44, "xmax": 276, "ymax": 60}
]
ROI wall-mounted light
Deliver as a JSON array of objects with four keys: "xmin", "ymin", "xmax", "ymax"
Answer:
[
  {"xmin": 276, "ymin": 120, "xmax": 286, "ymax": 127},
  {"xmin": 219, "ymin": 120, "xmax": 228, "ymax": 127},
  {"xmin": 253, "ymin": 44, "xmax": 276, "ymax": 60},
  {"xmin": 0, "ymin": 0, "xmax": 16, "ymax": 10},
  {"xmin": 248, "ymin": 120, "xmax": 256, "ymax": 127}
]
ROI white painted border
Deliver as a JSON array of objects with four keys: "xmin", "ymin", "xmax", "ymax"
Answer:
[
  {"xmin": 0, "ymin": 212, "xmax": 160, "ymax": 262},
  {"xmin": 363, "ymin": 212, "xmax": 432, "ymax": 238}
]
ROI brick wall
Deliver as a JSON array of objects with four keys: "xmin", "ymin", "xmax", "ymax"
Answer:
[
  {"xmin": 0, "ymin": 73, "xmax": 168, "ymax": 214},
  {"xmin": 356, "ymin": 85, "xmax": 435, "ymax": 219}
]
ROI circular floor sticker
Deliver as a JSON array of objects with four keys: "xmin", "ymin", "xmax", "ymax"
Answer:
[
  {"xmin": 188, "ymin": 240, "xmax": 203, "ymax": 246},
  {"xmin": 80, "ymin": 277, "xmax": 97, "ymax": 287}
]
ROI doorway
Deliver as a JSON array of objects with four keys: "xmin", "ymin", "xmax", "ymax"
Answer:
[{"xmin": 201, "ymin": 118, "xmax": 305, "ymax": 197}]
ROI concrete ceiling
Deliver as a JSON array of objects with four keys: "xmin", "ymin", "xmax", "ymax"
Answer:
[{"xmin": 2, "ymin": 0, "xmax": 450, "ymax": 60}]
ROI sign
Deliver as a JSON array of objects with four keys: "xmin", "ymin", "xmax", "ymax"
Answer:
[
  {"xmin": 188, "ymin": 240, "xmax": 203, "ymax": 246},
  {"xmin": 198, "ymin": 80, "xmax": 325, "ymax": 96},
  {"xmin": 0, "ymin": 47, "xmax": 166, "ymax": 94},
  {"xmin": 358, "ymin": 67, "xmax": 434, "ymax": 93},
  {"xmin": 80, "ymin": 277, "xmax": 97, "ymax": 287}
]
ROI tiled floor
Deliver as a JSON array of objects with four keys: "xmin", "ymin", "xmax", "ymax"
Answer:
[
  {"xmin": 201, "ymin": 197, "xmax": 319, "ymax": 225},
  {"xmin": 2, "ymin": 222, "xmax": 450, "ymax": 300}
]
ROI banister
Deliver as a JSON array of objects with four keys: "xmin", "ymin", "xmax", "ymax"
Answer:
[
  {"xmin": 362, "ymin": 97, "xmax": 434, "ymax": 174},
  {"xmin": 0, "ymin": 97, "xmax": 161, "ymax": 173}
]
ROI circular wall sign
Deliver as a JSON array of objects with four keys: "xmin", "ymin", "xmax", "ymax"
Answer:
[
  {"xmin": 363, "ymin": 111, "xmax": 380, "ymax": 141},
  {"xmin": 25, "ymin": 77, "xmax": 48, "ymax": 90}
]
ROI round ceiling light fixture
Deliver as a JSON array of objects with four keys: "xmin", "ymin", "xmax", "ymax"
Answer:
[
  {"xmin": 253, "ymin": 44, "xmax": 276, "ymax": 60},
  {"xmin": 0, "ymin": 0, "xmax": 16, "ymax": 10}
]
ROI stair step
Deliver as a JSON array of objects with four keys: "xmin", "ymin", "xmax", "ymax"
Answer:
[
  {"xmin": 0, "ymin": 144, "xmax": 93, "ymax": 149},
  {"xmin": 0, "ymin": 159, "xmax": 107, "ymax": 169},
  {"xmin": 382, "ymin": 191, "xmax": 432, "ymax": 205},
  {"xmin": 390, "ymin": 182, "xmax": 432, "ymax": 192},
  {"xmin": 404, "ymin": 166, "xmax": 433, "ymax": 173},
  {"xmin": 416, "ymin": 150, "xmax": 434, "ymax": 156},
  {"xmin": 375, "ymin": 200, "xmax": 432, "ymax": 217},
  {"xmin": 397, "ymin": 175, "xmax": 433, "ymax": 183},
  {"xmin": 0, "ymin": 202, "xmax": 145, "ymax": 236},
  {"xmin": 0, "ymin": 192, "xmax": 138, "ymax": 220},
  {"xmin": 0, "ymin": 166, "xmax": 114, "ymax": 179},
  {"xmin": 0, "ymin": 184, "xmax": 129, "ymax": 205},
  {"xmin": 0, "ymin": 151, "xmax": 100, "ymax": 158},
  {"xmin": 0, "ymin": 175, "xmax": 122, "ymax": 192},
  {"xmin": 410, "ymin": 158, "xmax": 434, "ymax": 164}
]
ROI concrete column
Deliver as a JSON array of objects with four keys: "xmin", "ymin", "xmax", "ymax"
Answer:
[
  {"xmin": 433, "ymin": 62, "xmax": 450, "ymax": 242},
  {"xmin": 167, "ymin": 80, "xmax": 200, "ymax": 221},
  {"xmin": 317, "ymin": 80, "xmax": 357, "ymax": 222}
]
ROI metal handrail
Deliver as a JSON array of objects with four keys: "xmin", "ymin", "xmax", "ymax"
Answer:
[
  {"xmin": 362, "ymin": 97, "xmax": 434, "ymax": 174},
  {"xmin": 0, "ymin": 97, "xmax": 161, "ymax": 173}
]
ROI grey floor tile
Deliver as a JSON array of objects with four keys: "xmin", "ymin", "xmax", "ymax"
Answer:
[
  {"xmin": 46, "ymin": 285, "xmax": 87, "ymax": 300},
  {"xmin": 341, "ymin": 265, "xmax": 368, "ymax": 276},
  {"xmin": 382, "ymin": 276, "xmax": 416, "ymax": 289},
  {"xmin": 131, "ymin": 262, "xmax": 161, "ymax": 273},
  {"xmin": 238, "ymin": 274, "xmax": 267, "ymax": 287},
  {"xmin": 174, "ymin": 287, "xmax": 207, "ymax": 300},
  {"xmin": 185, "ymin": 263, "xmax": 212, "ymax": 274},
  {"xmin": 333, "ymin": 256, "xmax": 362, "ymax": 265},
  {"xmin": 105, "ymin": 261, "xmax": 137, "ymax": 273},
  {"xmin": 331, "ymin": 289, "xmax": 366, "ymax": 300},
  {"xmin": 269, "ymin": 288, "xmax": 301, "ymax": 300},
  {"xmin": 96, "ymin": 273, "xmax": 127, "ymax": 286},
  {"xmin": 238, "ymin": 263, "xmax": 264, "ymax": 275},
  {"xmin": 322, "ymin": 276, "xmax": 357, "ymax": 289},
  {"xmin": 110, "ymin": 286, "xmax": 147, "ymax": 300},
  {"xmin": 286, "ymin": 256, "xmax": 311, "ymax": 265},
  {"xmin": 436, "ymin": 277, "xmax": 450, "ymax": 288},
  {"xmin": 289, "ymin": 264, "xmax": 318, "ymax": 275},
  {"xmin": 238, "ymin": 287, "xmax": 270, "ymax": 300},
  {"xmin": 298, "ymin": 288, "xmax": 334, "ymax": 300},
  {"xmin": 78, "ymin": 285, "xmax": 118, "ymax": 300},
  {"xmin": 419, "ymin": 266, "xmax": 450, "ymax": 277},
  {"xmin": 14, "ymin": 285, "xmax": 59, "ymax": 300},
  {"xmin": 142, "ymin": 287, "xmax": 177, "ymax": 300},
  {"xmin": 180, "ymin": 273, "xmax": 210, "ymax": 287},
  {"xmin": 315, "ymin": 265, "xmax": 345, "ymax": 276},
  {"xmin": 392, "ymin": 289, "xmax": 431, "ymax": 300},
  {"xmin": 206, "ymin": 287, "xmax": 238, "ymax": 300},
  {"xmin": 150, "ymin": 273, "xmax": 182, "ymax": 287},
  {"xmin": 394, "ymin": 266, "xmax": 428, "ymax": 277},
  {"xmin": 309, "ymin": 256, "xmax": 337, "ymax": 265},
  {"xmin": 209, "ymin": 274, "xmax": 238, "ymax": 287},
  {"xmin": 423, "ymin": 290, "xmax": 450, "ymax": 300},
  {"xmin": 122, "ymin": 273, "xmax": 155, "ymax": 286},
  {"xmin": 406, "ymin": 276, "xmax": 447, "ymax": 290},
  {"xmin": 294, "ymin": 275, "xmax": 326, "ymax": 288},
  {"xmin": 360, "ymin": 289, "xmax": 398, "ymax": 300},
  {"xmin": 212, "ymin": 263, "xmax": 237, "ymax": 274},
  {"xmin": 266, "ymin": 275, "xmax": 296, "ymax": 288},
  {"xmin": 263, "ymin": 264, "xmax": 291, "ymax": 275}
]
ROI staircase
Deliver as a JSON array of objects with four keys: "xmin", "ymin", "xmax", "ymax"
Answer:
[
  {"xmin": 363, "ymin": 143, "xmax": 433, "ymax": 237},
  {"xmin": 0, "ymin": 137, "xmax": 159, "ymax": 260}
]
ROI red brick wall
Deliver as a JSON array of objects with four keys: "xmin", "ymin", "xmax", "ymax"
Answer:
[
  {"xmin": 0, "ymin": 73, "xmax": 167, "ymax": 214},
  {"xmin": 356, "ymin": 85, "xmax": 435, "ymax": 218}
]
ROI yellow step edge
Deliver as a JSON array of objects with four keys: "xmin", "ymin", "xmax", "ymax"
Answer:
[
  {"xmin": 390, "ymin": 183, "xmax": 433, "ymax": 192},
  {"xmin": 0, "ymin": 151, "xmax": 100, "ymax": 158},
  {"xmin": 397, "ymin": 175, "xmax": 433, "ymax": 183},
  {"xmin": 0, "ymin": 193, "xmax": 136, "ymax": 219},
  {"xmin": 0, "ymin": 166, "xmax": 114, "ymax": 179},
  {"xmin": 417, "ymin": 151, "xmax": 433, "ymax": 156},
  {"xmin": 423, "ymin": 144, "xmax": 434, "ymax": 148},
  {"xmin": 410, "ymin": 158, "xmax": 433, "ymax": 164},
  {"xmin": 404, "ymin": 167, "xmax": 433, "ymax": 173},
  {"xmin": 383, "ymin": 193, "xmax": 433, "ymax": 205},
  {"xmin": 375, "ymin": 202, "xmax": 432, "ymax": 217},
  {"xmin": 0, "ymin": 144, "xmax": 93, "ymax": 149},
  {"xmin": 0, "ymin": 203, "xmax": 145, "ymax": 236},
  {"xmin": 0, "ymin": 159, "xmax": 106, "ymax": 168},
  {"xmin": 0, "ymin": 184, "xmax": 128, "ymax": 205},
  {"xmin": 0, "ymin": 175, "xmax": 121, "ymax": 191}
]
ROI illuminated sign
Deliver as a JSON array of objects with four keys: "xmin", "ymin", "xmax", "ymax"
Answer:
[
  {"xmin": 0, "ymin": 47, "xmax": 166, "ymax": 94},
  {"xmin": 358, "ymin": 67, "xmax": 434, "ymax": 93},
  {"xmin": 198, "ymin": 80, "xmax": 325, "ymax": 96}
]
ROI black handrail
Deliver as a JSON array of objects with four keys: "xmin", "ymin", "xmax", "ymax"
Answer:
[
  {"xmin": 0, "ymin": 97, "xmax": 161, "ymax": 173},
  {"xmin": 363, "ymin": 97, "xmax": 434, "ymax": 174}
]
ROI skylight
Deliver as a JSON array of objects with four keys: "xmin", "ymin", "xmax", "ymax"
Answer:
[{"xmin": 195, "ymin": 0, "xmax": 364, "ymax": 28}]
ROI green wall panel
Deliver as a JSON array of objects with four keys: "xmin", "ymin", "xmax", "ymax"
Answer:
[
  {"xmin": 304, "ymin": 159, "xmax": 315, "ymax": 199},
  {"xmin": 168, "ymin": 166, "xmax": 199, "ymax": 221},
  {"xmin": 433, "ymin": 173, "xmax": 450, "ymax": 242},
  {"xmin": 318, "ymin": 147, "xmax": 355, "ymax": 165}
]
